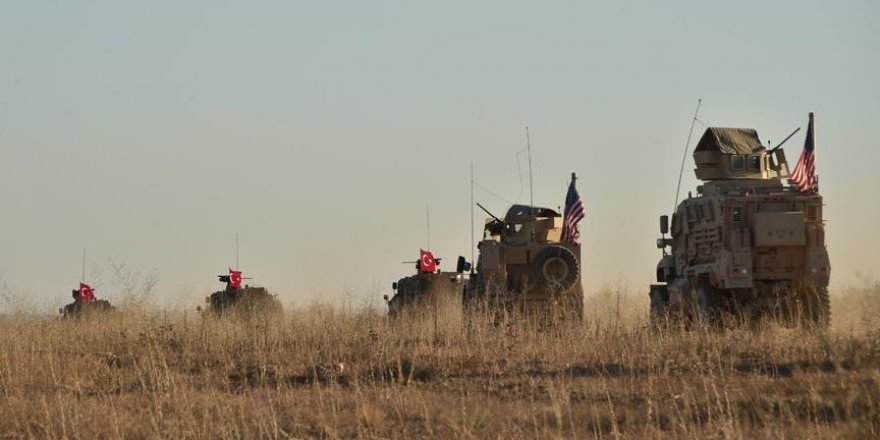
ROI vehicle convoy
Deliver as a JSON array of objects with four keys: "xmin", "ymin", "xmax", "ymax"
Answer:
[
  {"xmin": 384, "ymin": 250, "xmax": 467, "ymax": 321},
  {"xmin": 201, "ymin": 268, "xmax": 282, "ymax": 316},
  {"xmin": 465, "ymin": 174, "xmax": 585, "ymax": 322},
  {"xmin": 651, "ymin": 114, "xmax": 830, "ymax": 326},
  {"xmin": 60, "ymin": 282, "xmax": 114, "ymax": 318}
]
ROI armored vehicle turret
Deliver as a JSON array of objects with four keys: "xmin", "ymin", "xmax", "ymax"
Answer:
[
  {"xmin": 201, "ymin": 269, "xmax": 282, "ymax": 317},
  {"xmin": 466, "ymin": 189, "xmax": 584, "ymax": 322},
  {"xmin": 384, "ymin": 250, "xmax": 466, "ymax": 321},
  {"xmin": 651, "ymin": 115, "xmax": 830, "ymax": 326}
]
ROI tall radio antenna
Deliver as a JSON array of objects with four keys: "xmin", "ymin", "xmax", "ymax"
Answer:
[
  {"xmin": 81, "ymin": 247, "xmax": 86, "ymax": 281},
  {"xmin": 673, "ymin": 99, "xmax": 702, "ymax": 212},
  {"xmin": 235, "ymin": 233, "xmax": 239, "ymax": 269},
  {"xmin": 526, "ymin": 126, "xmax": 534, "ymax": 210},
  {"xmin": 470, "ymin": 163, "xmax": 475, "ymax": 272},
  {"xmin": 526, "ymin": 126, "xmax": 536, "ymax": 241},
  {"xmin": 425, "ymin": 204, "xmax": 431, "ymax": 250}
]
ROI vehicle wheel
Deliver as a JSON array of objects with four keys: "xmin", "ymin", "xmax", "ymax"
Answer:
[
  {"xmin": 463, "ymin": 277, "xmax": 485, "ymax": 311},
  {"xmin": 694, "ymin": 282, "xmax": 723, "ymax": 325},
  {"xmin": 649, "ymin": 284, "xmax": 670, "ymax": 329},
  {"xmin": 530, "ymin": 246, "xmax": 579, "ymax": 292}
]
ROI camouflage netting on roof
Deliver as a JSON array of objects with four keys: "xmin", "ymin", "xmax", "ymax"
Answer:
[
  {"xmin": 504, "ymin": 205, "xmax": 560, "ymax": 220},
  {"xmin": 694, "ymin": 127, "xmax": 763, "ymax": 155}
]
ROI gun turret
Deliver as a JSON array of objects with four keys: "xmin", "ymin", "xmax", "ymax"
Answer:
[
  {"xmin": 476, "ymin": 203, "xmax": 503, "ymax": 223},
  {"xmin": 402, "ymin": 258, "xmax": 442, "ymax": 272},
  {"xmin": 217, "ymin": 274, "xmax": 252, "ymax": 284},
  {"xmin": 477, "ymin": 203, "xmax": 505, "ymax": 236},
  {"xmin": 768, "ymin": 127, "xmax": 801, "ymax": 154}
]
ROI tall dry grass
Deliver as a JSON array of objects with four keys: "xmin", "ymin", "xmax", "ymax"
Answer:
[{"xmin": 0, "ymin": 284, "xmax": 878, "ymax": 439}]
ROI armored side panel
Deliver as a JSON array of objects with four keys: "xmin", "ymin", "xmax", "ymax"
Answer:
[
  {"xmin": 387, "ymin": 272, "xmax": 464, "ymax": 323},
  {"xmin": 204, "ymin": 286, "xmax": 282, "ymax": 317},
  {"xmin": 61, "ymin": 299, "xmax": 115, "ymax": 319}
]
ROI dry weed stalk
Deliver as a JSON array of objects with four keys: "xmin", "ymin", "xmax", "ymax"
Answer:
[{"xmin": 0, "ymin": 285, "xmax": 877, "ymax": 438}]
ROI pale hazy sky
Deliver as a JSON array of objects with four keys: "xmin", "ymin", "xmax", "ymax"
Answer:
[{"xmin": 1, "ymin": 1, "xmax": 877, "ymax": 311}]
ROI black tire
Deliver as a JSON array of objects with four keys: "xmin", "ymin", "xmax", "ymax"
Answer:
[
  {"xmin": 463, "ymin": 277, "xmax": 486, "ymax": 311},
  {"xmin": 694, "ymin": 283, "xmax": 723, "ymax": 324},
  {"xmin": 530, "ymin": 246, "xmax": 579, "ymax": 292},
  {"xmin": 649, "ymin": 285, "xmax": 670, "ymax": 329}
]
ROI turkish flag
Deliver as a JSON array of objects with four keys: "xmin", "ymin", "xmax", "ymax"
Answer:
[
  {"xmin": 229, "ymin": 268, "xmax": 243, "ymax": 288},
  {"xmin": 419, "ymin": 249, "xmax": 437, "ymax": 273},
  {"xmin": 79, "ymin": 282, "xmax": 96, "ymax": 302}
]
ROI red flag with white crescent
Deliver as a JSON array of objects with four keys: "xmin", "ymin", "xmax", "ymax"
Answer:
[
  {"xmin": 79, "ymin": 282, "xmax": 96, "ymax": 302},
  {"xmin": 419, "ymin": 249, "xmax": 437, "ymax": 273},
  {"xmin": 229, "ymin": 268, "xmax": 242, "ymax": 288}
]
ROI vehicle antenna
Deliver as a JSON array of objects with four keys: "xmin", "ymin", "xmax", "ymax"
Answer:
[
  {"xmin": 470, "ymin": 162, "xmax": 475, "ymax": 272},
  {"xmin": 673, "ymin": 99, "xmax": 702, "ymax": 213},
  {"xmin": 235, "ymin": 233, "xmax": 239, "ymax": 269},
  {"xmin": 426, "ymin": 204, "xmax": 431, "ymax": 251},
  {"xmin": 81, "ymin": 247, "xmax": 86, "ymax": 281},
  {"xmin": 526, "ymin": 126, "xmax": 535, "ymax": 241}
]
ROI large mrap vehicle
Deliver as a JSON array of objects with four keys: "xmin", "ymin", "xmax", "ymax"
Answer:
[{"xmin": 651, "ymin": 123, "xmax": 830, "ymax": 325}]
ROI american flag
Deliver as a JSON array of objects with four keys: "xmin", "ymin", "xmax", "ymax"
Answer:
[
  {"xmin": 789, "ymin": 112, "xmax": 818, "ymax": 194},
  {"xmin": 561, "ymin": 177, "xmax": 585, "ymax": 245}
]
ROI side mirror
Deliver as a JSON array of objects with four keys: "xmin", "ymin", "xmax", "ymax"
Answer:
[
  {"xmin": 660, "ymin": 215, "xmax": 669, "ymax": 235},
  {"xmin": 456, "ymin": 256, "xmax": 472, "ymax": 274},
  {"xmin": 391, "ymin": 282, "xmax": 397, "ymax": 291},
  {"xmin": 382, "ymin": 294, "xmax": 389, "ymax": 301}
]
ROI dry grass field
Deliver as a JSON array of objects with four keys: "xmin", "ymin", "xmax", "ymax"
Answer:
[{"xmin": 1, "ymin": 281, "xmax": 878, "ymax": 439}]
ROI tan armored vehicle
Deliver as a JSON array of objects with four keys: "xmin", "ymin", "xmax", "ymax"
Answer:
[
  {"xmin": 384, "ymin": 253, "xmax": 467, "ymax": 321},
  {"xmin": 651, "ymin": 120, "xmax": 830, "ymax": 326},
  {"xmin": 466, "ymin": 203, "xmax": 583, "ymax": 321},
  {"xmin": 201, "ymin": 271, "xmax": 282, "ymax": 317}
]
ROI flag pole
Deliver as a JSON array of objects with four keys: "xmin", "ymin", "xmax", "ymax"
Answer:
[
  {"xmin": 235, "ymin": 233, "xmax": 239, "ymax": 270},
  {"xmin": 563, "ymin": 173, "xmax": 577, "ymax": 240},
  {"xmin": 81, "ymin": 247, "xmax": 86, "ymax": 282}
]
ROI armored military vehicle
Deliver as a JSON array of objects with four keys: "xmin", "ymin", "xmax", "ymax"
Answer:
[
  {"xmin": 384, "ymin": 251, "xmax": 467, "ymax": 321},
  {"xmin": 60, "ymin": 283, "xmax": 114, "ymax": 318},
  {"xmin": 465, "ymin": 198, "xmax": 584, "ymax": 322},
  {"xmin": 651, "ymin": 117, "xmax": 830, "ymax": 326},
  {"xmin": 201, "ymin": 270, "xmax": 282, "ymax": 317}
]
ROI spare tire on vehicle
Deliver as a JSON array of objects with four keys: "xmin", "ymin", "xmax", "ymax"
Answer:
[{"xmin": 530, "ymin": 245, "xmax": 579, "ymax": 291}]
